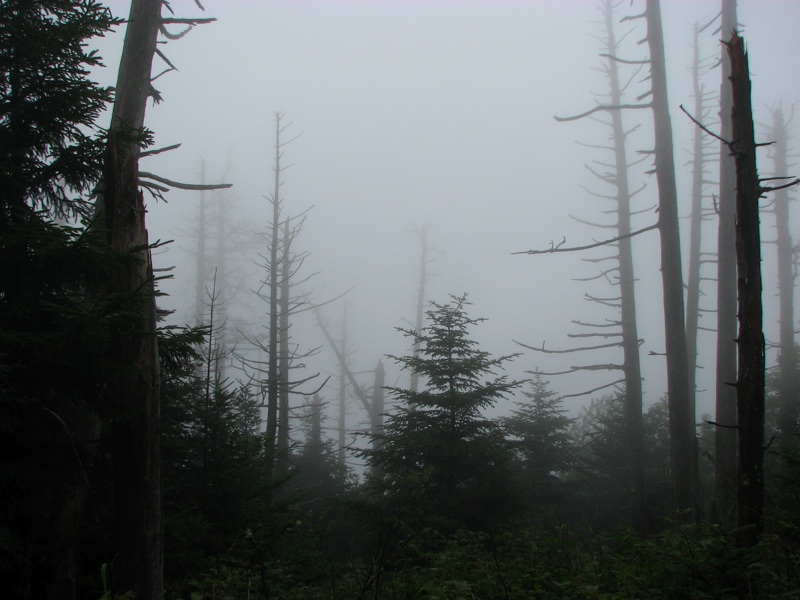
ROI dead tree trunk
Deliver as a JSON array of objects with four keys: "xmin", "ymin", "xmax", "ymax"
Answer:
[
  {"xmin": 195, "ymin": 159, "xmax": 208, "ymax": 323},
  {"xmin": 769, "ymin": 106, "xmax": 799, "ymax": 463},
  {"xmin": 338, "ymin": 302, "xmax": 348, "ymax": 469},
  {"xmin": 728, "ymin": 32, "xmax": 765, "ymax": 549},
  {"xmin": 603, "ymin": 0, "xmax": 648, "ymax": 535},
  {"xmin": 685, "ymin": 23, "xmax": 715, "ymax": 418},
  {"xmin": 409, "ymin": 227, "xmax": 429, "ymax": 394},
  {"xmin": 264, "ymin": 113, "xmax": 285, "ymax": 483},
  {"xmin": 645, "ymin": 0, "xmax": 697, "ymax": 520},
  {"xmin": 714, "ymin": 0, "xmax": 739, "ymax": 530},
  {"xmin": 277, "ymin": 218, "xmax": 292, "ymax": 476},
  {"xmin": 98, "ymin": 0, "xmax": 162, "ymax": 595}
]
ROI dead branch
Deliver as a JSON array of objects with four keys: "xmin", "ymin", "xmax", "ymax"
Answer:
[
  {"xmin": 139, "ymin": 171, "xmax": 232, "ymax": 191},
  {"xmin": 555, "ymin": 102, "xmax": 652, "ymax": 122},
  {"xmin": 559, "ymin": 378, "xmax": 626, "ymax": 400},
  {"xmin": 513, "ymin": 222, "xmax": 658, "ymax": 255},
  {"xmin": 514, "ymin": 339, "xmax": 622, "ymax": 354}
]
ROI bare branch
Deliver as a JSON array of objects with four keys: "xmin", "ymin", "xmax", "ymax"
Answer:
[
  {"xmin": 514, "ymin": 339, "xmax": 622, "ymax": 354},
  {"xmin": 559, "ymin": 379, "xmax": 626, "ymax": 400},
  {"xmin": 555, "ymin": 102, "xmax": 652, "ymax": 122},
  {"xmin": 512, "ymin": 222, "xmax": 658, "ymax": 255},
  {"xmin": 139, "ymin": 171, "xmax": 232, "ymax": 191},
  {"xmin": 140, "ymin": 143, "xmax": 181, "ymax": 157}
]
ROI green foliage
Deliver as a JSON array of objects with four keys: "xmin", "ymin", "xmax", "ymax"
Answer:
[
  {"xmin": 366, "ymin": 294, "xmax": 523, "ymax": 534},
  {"xmin": 505, "ymin": 371, "xmax": 575, "ymax": 524},
  {"xmin": 0, "ymin": 0, "xmax": 119, "ymax": 220}
]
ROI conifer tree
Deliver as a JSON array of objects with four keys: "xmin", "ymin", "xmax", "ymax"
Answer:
[{"xmin": 367, "ymin": 294, "xmax": 522, "ymax": 533}]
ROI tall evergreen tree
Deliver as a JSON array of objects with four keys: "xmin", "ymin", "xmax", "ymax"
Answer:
[
  {"xmin": 366, "ymin": 294, "xmax": 522, "ymax": 534},
  {"xmin": 0, "ymin": 2, "xmax": 120, "ymax": 597}
]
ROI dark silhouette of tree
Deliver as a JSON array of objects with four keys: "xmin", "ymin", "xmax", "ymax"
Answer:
[
  {"xmin": 366, "ymin": 294, "xmax": 522, "ymax": 534},
  {"xmin": 728, "ymin": 32, "xmax": 765, "ymax": 549},
  {"xmin": 642, "ymin": 0, "xmax": 697, "ymax": 520},
  {"xmin": 242, "ymin": 113, "xmax": 321, "ymax": 484},
  {"xmin": 0, "ymin": 2, "xmax": 119, "ymax": 596},
  {"xmin": 95, "ymin": 2, "xmax": 222, "ymax": 594}
]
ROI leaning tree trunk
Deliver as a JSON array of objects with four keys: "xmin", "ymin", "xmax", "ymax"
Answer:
[
  {"xmin": 97, "ymin": 0, "xmax": 163, "ymax": 596},
  {"xmin": 645, "ymin": 0, "xmax": 697, "ymax": 520},
  {"xmin": 728, "ymin": 32, "xmax": 765, "ymax": 550},
  {"xmin": 714, "ymin": 0, "xmax": 739, "ymax": 530}
]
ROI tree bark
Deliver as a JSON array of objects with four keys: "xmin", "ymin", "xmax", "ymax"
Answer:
[
  {"xmin": 728, "ymin": 32, "xmax": 765, "ymax": 549},
  {"xmin": 645, "ymin": 0, "xmax": 697, "ymax": 519},
  {"xmin": 97, "ymin": 0, "xmax": 163, "ymax": 596},
  {"xmin": 714, "ymin": 0, "xmax": 739, "ymax": 530}
]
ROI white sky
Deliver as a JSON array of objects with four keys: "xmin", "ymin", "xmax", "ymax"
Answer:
[{"xmin": 93, "ymin": 1, "xmax": 800, "ymax": 430}]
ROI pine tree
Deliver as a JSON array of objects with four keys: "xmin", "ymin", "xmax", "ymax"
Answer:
[
  {"xmin": 505, "ymin": 371, "xmax": 573, "ymax": 521},
  {"xmin": 366, "ymin": 294, "xmax": 522, "ymax": 534}
]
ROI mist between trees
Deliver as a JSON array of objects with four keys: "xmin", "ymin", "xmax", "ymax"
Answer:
[{"xmin": 2, "ymin": 0, "xmax": 800, "ymax": 598}]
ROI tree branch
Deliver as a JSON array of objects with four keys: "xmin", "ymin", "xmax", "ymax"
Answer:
[{"xmin": 512, "ymin": 222, "xmax": 658, "ymax": 255}]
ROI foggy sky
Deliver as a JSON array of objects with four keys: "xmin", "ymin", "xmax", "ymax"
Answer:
[{"xmin": 93, "ymin": 0, "xmax": 800, "ymax": 429}]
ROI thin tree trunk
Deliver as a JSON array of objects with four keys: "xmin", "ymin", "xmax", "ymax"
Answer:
[
  {"xmin": 769, "ymin": 107, "xmax": 798, "ymax": 463},
  {"xmin": 277, "ymin": 218, "xmax": 292, "ymax": 476},
  {"xmin": 98, "ymin": 0, "xmax": 163, "ymax": 595},
  {"xmin": 410, "ymin": 228, "xmax": 428, "ymax": 394},
  {"xmin": 645, "ymin": 0, "xmax": 696, "ymax": 520},
  {"xmin": 685, "ymin": 25, "xmax": 708, "ymax": 421},
  {"xmin": 265, "ymin": 114, "xmax": 283, "ymax": 483},
  {"xmin": 714, "ymin": 0, "xmax": 739, "ymax": 529},
  {"xmin": 728, "ymin": 32, "xmax": 765, "ymax": 549},
  {"xmin": 338, "ymin": 302, "xmax": 348, "ymax": 470},
  {"xmin": 214, "ymin": 185, "xmax": 228, "ymax": 382},
  {"xmin": 195, "ymin": 159, "xmax": 207, "ymax": 323},
  {"xmin": 603, "ymin": 0, "xmax": 647, "ymax": 535}
]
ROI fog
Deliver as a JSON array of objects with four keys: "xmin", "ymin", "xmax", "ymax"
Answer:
[{"xmin": 95, "ymin": 1, "xmax": 800, "ymax": 435}]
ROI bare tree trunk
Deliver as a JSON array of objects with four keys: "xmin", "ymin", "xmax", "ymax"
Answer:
[
  {"xmin": 194, "ymin": 159, "xmax": 208, "ymax": 323},
  {"xmin": 714, "ymin": 0, "xmax": 739, "ymax": 529},
  {"xmin": 645, "ymin": 0, "xmax": 696, "ymax": 520},
  {"xmin": 769, "ymin": 106, "xmax": 799, "ymax": 463},
  {"xmin": 602, "ymin": 0, "xmax": 648, "ymax": 534},
  {"xmin": 213, "ymin": 185, "xmax": 228, "ymax": 382},
  {"xmin": 685, "ymin": 24, "xmax": 713, "ymax": 419},
  {"xmin": 410, "ymin": 228, "xmax": 428, "ymax": 394},
  {"xmin": 338, "ymin": 302, "xmax": 348, "ymax": 470},
  {"xmin": 97, "ymin": 0, "xmax": 162, "ymax": 595},
  {"xmin": 277, "ymin": 218, "xmax": 292, "ymax": 476},
  {"xmin": 264, "ymin": 114, "xmax": 284, "ymax": 483},
  {"xmin": 728, "ymin": 32, "xmax": 765, "ymax": 549}
]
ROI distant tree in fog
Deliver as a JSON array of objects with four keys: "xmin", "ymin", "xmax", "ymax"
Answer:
[{"xmin": 505, "ymin": 371, "xmax": 574, "ymax": 523}]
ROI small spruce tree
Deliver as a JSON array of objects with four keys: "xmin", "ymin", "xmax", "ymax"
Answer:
[
  {"xmin": 366, "ymin": 294, "xmax": 522, "ymax": 534},
  {"xmin": 505, "ymin": 371, "xmax": 574, "ymax": 522}
]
